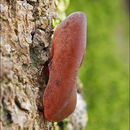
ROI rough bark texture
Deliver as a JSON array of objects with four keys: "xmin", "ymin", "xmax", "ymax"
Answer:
[{"xmin": 0, "ymin": 0, "xmax": 56, "ymax": 129}]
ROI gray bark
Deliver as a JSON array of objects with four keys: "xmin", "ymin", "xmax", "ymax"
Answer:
[{"xmin": 0, "ymin": 0, "xmax": 56, "ymax": 129}]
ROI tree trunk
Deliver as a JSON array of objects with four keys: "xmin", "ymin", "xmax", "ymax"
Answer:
[{"xmin": 0, "ymin": 0, "xmax": 56, "ymax": 129}]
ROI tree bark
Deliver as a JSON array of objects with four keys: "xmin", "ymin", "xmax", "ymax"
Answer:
[{"xmin": 0, "ymin": 0, "xmax": 56, "ymax": 129}]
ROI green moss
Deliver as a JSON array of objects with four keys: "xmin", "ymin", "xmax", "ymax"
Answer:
[
  {"xmin": 52, "ymin": 0, "xmax": 70, "ymax": 29},
  {"xmin": 56, "ymin": 0, "xmax": 70, "ymax": 12}
]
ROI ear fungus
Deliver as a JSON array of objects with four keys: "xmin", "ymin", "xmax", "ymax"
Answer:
[{"xmin": 43, "ymin": 12, "xmax": 87, "ymax": 122}]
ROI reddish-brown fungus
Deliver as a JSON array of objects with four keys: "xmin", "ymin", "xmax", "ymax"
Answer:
[{"xmin": 43, "ymin": 12, "xmax": 87, "ymax": 122}]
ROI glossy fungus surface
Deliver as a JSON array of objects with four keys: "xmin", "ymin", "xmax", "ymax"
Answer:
[{"xmin": 43, "ymin": 12, "xmax": 87, "ymax": 122}]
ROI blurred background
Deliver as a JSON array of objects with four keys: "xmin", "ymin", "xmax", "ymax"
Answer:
[{"xmin": 65, "ymin": 0, "xmax": 129, "ymax": 130}]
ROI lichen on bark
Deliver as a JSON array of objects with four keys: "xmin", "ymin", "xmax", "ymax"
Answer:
[{"xmin": 0, "ymin": 0, "xmax": 56, "ymax": 129}]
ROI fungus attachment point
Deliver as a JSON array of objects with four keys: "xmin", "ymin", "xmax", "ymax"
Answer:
[{"xmin": 43, "ymin": 12, "xmax": 87, "ymax": 122}]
